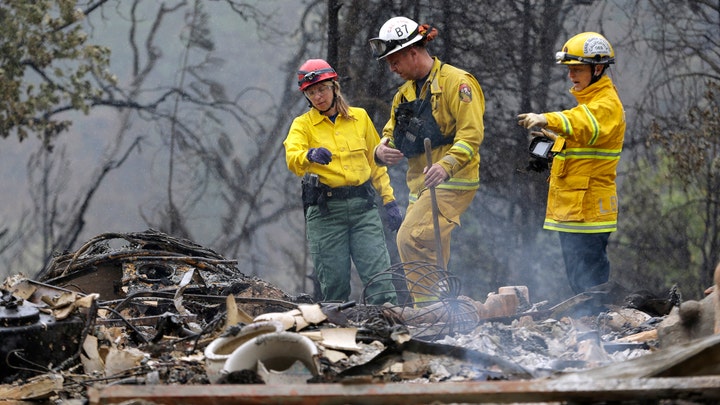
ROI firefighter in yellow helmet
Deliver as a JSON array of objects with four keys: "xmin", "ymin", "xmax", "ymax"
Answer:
[
  {"xmin": 370, "ymin": 17, "xmax": 485, "ymax": 304},
  {"xmin": 517, "ymin": 32, "xmax": 626, "ymax": 294}
]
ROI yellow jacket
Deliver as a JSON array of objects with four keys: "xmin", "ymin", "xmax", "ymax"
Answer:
[
  {"xmin": 284, "ymin": 106, "xmax": 395, "ymax": 205},
  {"xmin": 381, "ymin": 57, "xmax": 485, "ymax": 201},
  {"xmin": 543, "ymin": 75, "xmax": 625, "ymax": 233}
]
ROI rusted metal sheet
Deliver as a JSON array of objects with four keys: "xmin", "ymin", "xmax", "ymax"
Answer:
[{"xmin": 90, "ymin": 377, "xmax": 720, "ymax": 405}]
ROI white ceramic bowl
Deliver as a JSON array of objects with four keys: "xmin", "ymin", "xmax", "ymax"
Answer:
[
  {"xmin": 204, "ymin": 320, "xmax": 283, "ymax": 383},
  {"xmin": 222, "ymin": 331, "xmax": 320, "ymax": 377}
]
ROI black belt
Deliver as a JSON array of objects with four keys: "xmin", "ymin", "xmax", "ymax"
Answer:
[
  {"xmin": 323, "ymin": 184, "xmax": 369, "ymax": 200},
  {"xmin": 306, "ymin": 181, "xmax": 375, "ymax": 215}
]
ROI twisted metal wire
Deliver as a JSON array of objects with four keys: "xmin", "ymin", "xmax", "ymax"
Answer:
[{"xmin": 363, "ymin": 261, "xmax": 480, "ymax": 341}]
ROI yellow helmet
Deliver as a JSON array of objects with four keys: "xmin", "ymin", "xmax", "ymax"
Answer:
[{"xmin": 555, "ymin": 32, "xmax": 615, "ymax": 65}]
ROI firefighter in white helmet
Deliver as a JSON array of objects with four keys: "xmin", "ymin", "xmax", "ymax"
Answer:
[
  {"xmin": 371, "ymin": 17, "xmax": 485, "ymax": 304},
  {"xmin": 517, "ymin": 32, "xmax": 626, "ymax": 295},
  {"xmin": 284, "ymin": 59, "xmax": 400, "ymax": 305}
]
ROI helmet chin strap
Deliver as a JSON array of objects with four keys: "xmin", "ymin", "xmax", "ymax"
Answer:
[
  {"xmin": 319, "ymin": 92, "xmax": 337, "ymax": 114},
  {"xmin": 589, "ymin": 64, "xmax": 607, "ymax": 85}
]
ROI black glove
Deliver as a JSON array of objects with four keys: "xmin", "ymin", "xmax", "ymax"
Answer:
[
  {"xmin": 307, "ymin": 147, "xmax": 332, "ymax": 165},
  {"xmin": 526, "ymin": 156, "xmax": 548, "ymax": 172},
  {"xmin": 384, "ymin": 201, "xmax": 403, "ymax": 232}
]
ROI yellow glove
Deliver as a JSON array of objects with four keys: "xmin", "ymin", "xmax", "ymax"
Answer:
[{"xmin": 517, "ymin": 113, "xmax": 548, "ymax": 129}]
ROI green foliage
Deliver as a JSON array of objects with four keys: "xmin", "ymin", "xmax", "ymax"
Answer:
[
  {"xmin": 617, "ymin": 82, "xmax": 720, "ymax": 297},
  {"xmin": 0, "ymin": 0, "xmax": 114, "ymax": 144},
  {"xmin": 650, "ymin": 89, "xmax": 720, "ymax": 191},
  {"xmin": 614, "ymin": 158, "xmax": 697, "ymax": 293}
]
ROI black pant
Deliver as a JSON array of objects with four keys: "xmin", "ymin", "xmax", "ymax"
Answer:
[{"xmin": 558, "ymin": 232, "xmax": 611, "ymax": 295}]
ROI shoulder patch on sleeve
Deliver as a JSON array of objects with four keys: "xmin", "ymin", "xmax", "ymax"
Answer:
[{"xmin": 459, "ymin": 83, "xmax": 472, "ymax": 103}]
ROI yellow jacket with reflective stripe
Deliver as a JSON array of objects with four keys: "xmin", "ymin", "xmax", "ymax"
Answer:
[
  {"xmin": 542, "ymin": 75, "xmax": 625, "ymax": 233},
  {"xmin": 284, "ymin": 106, "xmax": 395, "ymax": 205},
  {"xmin": 381, "ymin": 57, "xmax": 485, "ymax": 200}
]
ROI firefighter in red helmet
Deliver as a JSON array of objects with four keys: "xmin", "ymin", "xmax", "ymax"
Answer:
[{"xmin": 284, "ymin": 59, "xmax": 400, "ymax": 305}]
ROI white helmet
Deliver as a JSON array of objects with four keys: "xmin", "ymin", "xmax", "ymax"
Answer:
[{"xmin": 369, "ymin": 16, "xmax": 424, "ymax": 60}]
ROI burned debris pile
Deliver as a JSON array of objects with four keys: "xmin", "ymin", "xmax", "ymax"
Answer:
[
  {"xmin": 2, "ymin": 230, "xmax": 303, "ymax": 393},
  {"xmin": 2, "ymin": 229, "xmax": 720, "ymax": 404}
]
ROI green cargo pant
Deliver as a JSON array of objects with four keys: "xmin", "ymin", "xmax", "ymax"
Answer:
[{"xmin": 306, "ymin": 196, "xmax": 397, "ymax": 305}]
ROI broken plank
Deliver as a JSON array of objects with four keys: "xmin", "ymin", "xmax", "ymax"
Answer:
[
  {"xmin": 90, "ymin": 377, "xmax": 720, "ymax": 405},
  {"xmin": 0, "ymin": 373, "xmax": 63, "ymax": 400},
  {"xmin": 555, "ymin": 332, "xmax": 720, "ymax": 379}
]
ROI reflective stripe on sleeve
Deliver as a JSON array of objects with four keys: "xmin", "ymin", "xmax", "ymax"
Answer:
[
  {"xmin": 580, "ymin": 104, "xmax": 600, "ymax": 145},
  {"xmin": 550, "ymin": 112, "xmax": 573, "ymax": 136},
  {"xmin": 449, "ymin": 140, "xmax": 475, "ymax": 158}
]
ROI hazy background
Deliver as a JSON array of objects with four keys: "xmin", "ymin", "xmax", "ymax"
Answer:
[{"xmin": 1, "ymin": 0, "xmax": 718, "ymax": 306}]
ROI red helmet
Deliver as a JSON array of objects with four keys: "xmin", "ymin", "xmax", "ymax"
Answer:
[{"xmin": 297, "ymin": 59, "xmax": 337, "ymax": 91}]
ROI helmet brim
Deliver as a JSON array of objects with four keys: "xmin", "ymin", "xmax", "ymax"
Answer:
[
  {"xmin": 555, "ymin": 51, "xmax": 615, "ymax": 65},
  {"xmin": 297, "ymin": 67, "xmax": 338, "ymax": 91},
  {"xmin": 371, "ymin": 34, "xmax": 424, "ymax": 60}
]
